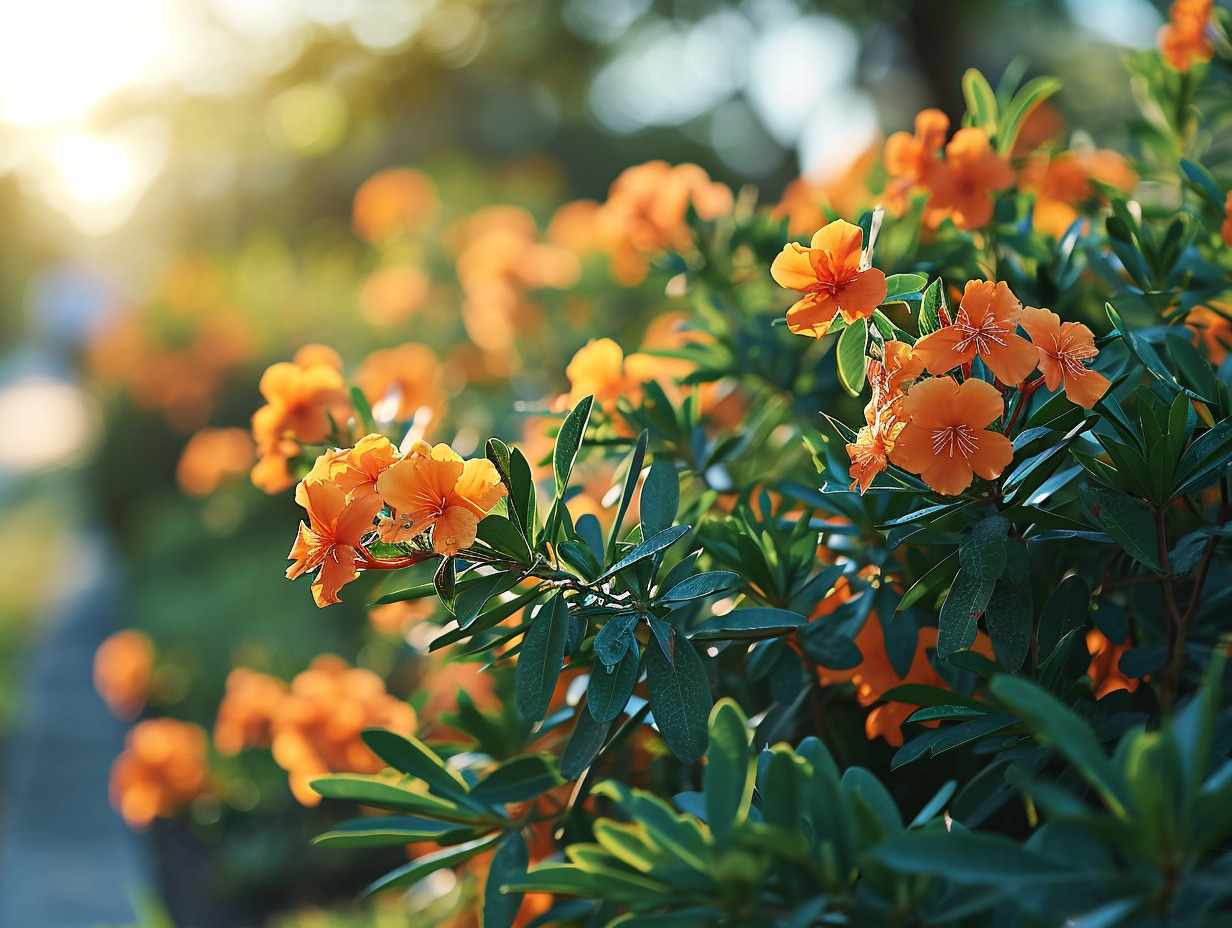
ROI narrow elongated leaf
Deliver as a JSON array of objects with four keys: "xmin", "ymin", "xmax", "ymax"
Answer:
[
  {"xmin": 608, "ymin": 430, "xmax": 649, "ymax": 557},
  {"xmin": 313, "ymin": 816, "xmax": 474, "ymax": 848},
  {"xmin": 687, "ymin": 607, "xmax": 805, "ymax": 641},
  {"xmin": 984, "ymin": 572, "xmax": 1032, "ymax": 673},
  {"xmin": 661, "ymin": 571, "xmax": 740, "ymax": 604},
  {"xmin": 640, "ymin": 458, "xmax": 680, "ymax": 537},
  {"xmin": 484, "ymin": 830, "xmax": 530, "ymax": 928},
  {"xmin": 475, "ymin": 515, "xmax": 532, "ymax": 563},
  {"xmin": 361, "ymin": 729, "xmax": 473, "ymax": 802},
  {"xmin": 554, "ymin": 395, "xmax": 594, "ymax": 498},
  {"xmin": 311, "ymin": 775, "xmax": 493, "ymax": 822},
  {"xmin": 883, "ymin": 273, "xmax": 929, "ymax": 300},
  {"xmin": 997, "ymin": 75, "xmax": 1061, "ymax": 154},
  {"xmin": 371, "ymin": 581, "xmax": 436, "ymax": 606},
  {"xmin": 919, "ymin": 278, "xmax": 945, "ymax": 335},
  {"xmin": 958, "ymin": 514, "xmax": 1009, "ymax": 581},
  {"xmin": 647, "ymin": 633, "xmax": 712, "ymax": 763},
  {"xmin": 560, "ymin": 709, "xmax": 611, "ymax": 780},
  {"xmin": 962, "ymin": 68, "xmax": 999, "ymax": 134},
  {"xmin": 877, "ymin": 830, "xmax": 1076, "ymax": 885},
  {"xmin": 363, "ymin": 833, "xmax": 504, "ymax": 897},
  {"xmin": 516, "ymin": 595, "xmax": 570, "ymax": 723},
  {"xmin": 594, "ymin": 612, "xmax": 639, "ymax": 666},
  {"xmin": 600, "ymin": 524, "xmax": 690, "ymax": 579},
  {"xmin": 453, "ymin": 572, "xmax": 523, "ymax": 628},
  {"xmin": 470, "ymin": 755, "xmax": 563, "ymax": 805},
  {"xmin": 1080, "ymin": 486, "xmax": 1162, "ymax": 572}
]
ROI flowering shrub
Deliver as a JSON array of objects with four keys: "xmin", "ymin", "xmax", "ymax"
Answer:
[{"xmin": 94, "ymin": 6, "xmax": 1232, "ymax": 925}]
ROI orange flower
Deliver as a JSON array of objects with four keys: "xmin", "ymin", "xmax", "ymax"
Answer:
[
  {"xmin": 772, "ymin": 144, "xmax": 879, "ymax": 237},
  {"xmin": 1186, "ymin": 304, "xmax": 1232, "ymax": 365},
  {"xmin": 847, "ymin": 341, "xmax": 924, "ymax": 494},
  {"xmin": 352, "ymin": 168, "xmax": 438, "ymax": 242},
  {"xmin": 563, "ymin": 338, "xmax": 645, "ymax": 416},
  {"xmin": 270, "ymin": 655, "xmax": 416, "ymax": 805},
  {"xmin": 94, "ymin": 630, "xmax": 155, "ymax": 720},
  {"xmin": 286, "ymin": 479, "xmax": 383, "ymax": 606},
  {"xmin": 305, "ymin": 432, "xmax": 403, "ymax": 502},
  {"xmin": 375, "ymin": 443, "xmax": 506, "ymax": 555},
  {"xmin": 1086, "ymin": 629, "xmax": 1141, "ymax": 699},
  {"xmin": 251, "ymin": 347, "xmax": 352, "ymax": 493},
  {"xmin": 214, "ymin": 667, "xmax": 288, "ymax": 755},
  {"xmin": 1222, "ymin": 192, "xmax": 1232, "ymax": 248},
  {"xmin": 1019, "ymin": 306, "xmax": 1110, "ymax": 409},
  {"xmin": 818, "ymin": 616, "xmax": 994, "ymax": 747},
  {"xmin": 176, "ymin": 428, "xmax": 255, "ymax": 497},
  {"xmin": 1018, "ymin": 149, "xmax": 1138, "ymax": 238},
  {"xmin": 359, "ymin": 265, "xmax": 432, "ymax": 325},
  {"xmin": 923, "ymin": 128, "xmax": 1014, "ymax": 231},
  {"xmin": 110, "ymin": 718, "xmax": 210, "ymax": 830},
  {"xmin": 889, "ymin": 377, "xmax": 1013, "ymax": 495},
  {"xmin": 883, "ymin": 108, "xmax": 950, "ymax": 212},
  {"xmin": 354, "ymin": 343, "xmax": 447, "ymax": 428},
  {"xmin": 912, "ymin": 280, "xmax": 1039, "ymax": 385},
  {"xmin": 1158, "ymin": 0, "xmax": 1213, "ymax": 71},
  {"xmin": 771, "ymin": 219, "xmax": 887, "ymax": 338},
  {"xmin": 595, "ymin": 161, "xmax": 733, "ymax": 285}
]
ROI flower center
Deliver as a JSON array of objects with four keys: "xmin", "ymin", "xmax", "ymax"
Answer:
[
  {"xmin": 931, "ymin": 424, "xmax": 979, "ymax": 459},
  {"xmin": 953, "ymin": 315, "xmax": 1008, "ymax": 355}
]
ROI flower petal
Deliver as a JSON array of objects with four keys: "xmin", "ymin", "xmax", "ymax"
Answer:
[{"xmin": 770, "ymin": 243, "xmax": 818, "ymax": 291}]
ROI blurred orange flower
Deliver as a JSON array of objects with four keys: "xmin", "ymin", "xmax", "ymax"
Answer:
[
  {"xmin": 214, "ymin": 667, "xmax": 288, "ymax": 755},
  {"xmin": 1020, "ymin": 306, "xmax": 1110, "ymax": 408},
  {"xmin": 94, "ymin": 629, "xmax": 155, "ymax": 720},
  {"xmin": 563, "ymin": 338, "xmax": 647, "ymax": 417},
  {"xmin": 1159, "ymin": 0, "xmax": 1213, "ymax": 71},
  {"xmin": 352, "ymin": 168, "xmax": 439, "ymax": 242},
  {"xmin": 177, "ymin": 428, "xmax": 256, "ymax": 497},
  {"xmin": 286, "ymin": 479, "xmax": 383, "ymax": 606},
  {"xmin": 376, "ymin": 442, "xmax": 506, "ymax": 555},
  {"xmin": 772, "ymin": 144, "xmax": 879, "ymax": 237},
  {"xmin": 354, "ymin": 342, "xmax": 447, "ymax": 428},
  {"xmin": 923, "ymin": 128, "xmax": 1014, "ymax": 231},
  {"xmin": 1018, "ymin": 149, "xmax": 1137, "ymax": 238},
  {"xmin": 270, "ymin": 655, "xmax": 416, "ymax": 805},
  {"xmin": 359, "ymin": 265, "xmax": 432, "ymax": 325},
  {"xmin": 771, "ymin": 219, "xmax": 887, "ymax": 338},
  {"xmin": 1086, "ymin": 628, "xmax": 1141, "ymax": 698},
  {"xmin": 1222, "ymin": 192, "xmax": 1232, "ymax": 248},
  {"xmin": 883, "ymin": 108, "xmax": 949, "ymax": 213},
  {"xmin": 596, "ymin": 161, "xmax": 733, "ymax": 285},
  {"xmin": 1186, "ymin": 304, "xmax": 1232, "ymax": 364},
  {"xmin": 110, "ymin": 718, "xmax": 210, "ymax": 830},
  {"xmin": 847, "ymin": 341, "xmax": 924, "ymax": 494},
  {"xmin": 889, "ymin": 376, "xmax": 1013, "ymax": 496},
  {"xmin": 913, "ymin": 280, "xmax": 1038, "ymax": 385}
]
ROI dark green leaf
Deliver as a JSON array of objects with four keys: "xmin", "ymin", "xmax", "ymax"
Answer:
[
  {"xmin": 647, "ymin": 633, "xmax": 713, "ymax": 763},
  {"xmin": 484, "ymin": 831, "xmax": 530, "ymax": 928},
  {"xmin": 883, "ymin": 273, "xmax": 928, "ymax": 300},
  {"xmin": 475, "ymin": 515, "xmax": 532, "ymax": 563},
  {"xmin": 554, "ymin": 396, "xmax": 594, "ymax": 498},
  {"xmin": 313, "ymin": 816, "xmax": 474, "ymax": 849},
  {"xmin": 560, "ymin": 709, "xmax": 611, "ymax": 780},
  {"xmin": 588, "ymin": 644, "xmax": 640, "ymax": 724},
  {"xmin": 516, "ymin": 594, "xmax": 570, "ymax": 723},
  {"xmin": 363, "ymin": 833, "xmax": 504, "ymax": 897},
  {"xmin": 661, "ymin": 571, "xmax": 741, "ymax": 604},
  {"xmin": 640, "ymin": 458, "xmax": 680, "ymax": 538},
  {"xmin": 593, "ymin": 612, "xmax": 638, "ymax": 666},
  {"xmin": 938, "ymin": 569, "xmax": 995, "ymax": 656},
  {"xmin": 600, "ymin": 525, "xmax": 690, "ymax": 579},
  {"xmin": 877, "ymin": 830, "xmax": 1076, "ymax": 885},
  {"xmin": 470, "ymin": 755, "xmax": 563, "ymax": 806},
  {"xmin": 1080, "ymin": 486, "xmax": 1162, "ymax": 572},
  {"xmin": 959, "ymin": 513, "xmax": 1009, "ymax": 581},
  {"xmin": 704, "ymin": 699, "xmax": 754, "ymax": 841},
  {"xmin": 371, "ymin": 582, "xmax": 436, "ymax": 606},
  {"xmin": 360, "ymin": 729, "xmax": 473, "ymax": 802},
  {"xmin": 687, "ymin": 607, "xmax": 805, "ymax": 641},
  {"xmin": 608, "ymin": 430, "xmax": 649, "ymax": 558}
]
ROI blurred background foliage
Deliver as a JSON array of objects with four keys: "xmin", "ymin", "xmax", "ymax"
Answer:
[{"xmin": 0, "ymin": 0, "xmax": 1185, "ymax": 925}]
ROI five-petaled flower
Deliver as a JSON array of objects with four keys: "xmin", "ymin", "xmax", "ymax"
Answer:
[
  {"xmin": 923, "ymin": 128, "xmax": 1014, "ymax": 231},
  {"xmin": 771, "ymin": 219, "xmax": 887, "ymax": 338},
  {"xmin": 889, "ymin": 376, "xmax": 1014, "ymax": 496},
  {"xmin": 1020, "ymin": 306, "xmax": 1110, "ymax": 409},
  {"xmin": 913, "ymin": 280, "xmax": 1039, "ymax": 385},
  {"xmin": 375, "ymin": 443, "xmax": 507, "ymax": 555},
  {"xmin": 286, "ymin": 479, "xmax": 383, "ymax": 607}
]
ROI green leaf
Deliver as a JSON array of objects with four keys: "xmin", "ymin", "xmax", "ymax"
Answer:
[
  {"xmin": 470, "ymin": 755, "xmax": 563, "ymax": 806},
  {"xmin": 661, "ymin": 571, "xmax": 740, "ymax": 604},
  {"xmin": 554, "ymin": 395, "xmax": 594, "ymax": 498},
  {"xmin": 958, "ymin": 513, "xmax": 1009, "ymax": 581},
  {"xmin": 896, "ymin": 551, "xmax": 960, "ymax": 615},
  {"xmin": 799, "ymin": 625, "xmax": 863, "ymax": 669},
  {"xmin": 600, "ymin": 525, "xmax": 690, "ymax": 579},
  {"xmin": 919, "ymin": 278, "xmax": 945, "ymax": 336},
  {"xmin": 835, "ymin": 317, "xmax": 869, "ymax": 397},
  {"xmin": 516, "ymin": 594, "xmax": 570, "ymax": 723},
  {"xmin": 363, "ymin": 833, "xmax": 505, "ymax": 896},
  {"xmin": 360, "ymin": 729, "xmax": 474, "ymax": 802},
  {"xmin": 608, "ymin": 430, "xmax": 649, "ymax": 558},
  {"xmin": 475, "ymin": 515, "xmax": 532, "ymax": 563},
  {"xmin": 594, "ymin": 612, "xmax": 639, "ymax": 666},
  {"xmin": 453, "ymin": 572, "xmax": 524, "ymax": 628},
  {"xmin": 989, "ymin": 675, "xmax": 1128, "ymax": 818},
  {"xmin": 349, "ymin": 385, "xmax": 374, "ymax": 433},
  {"xmin": 687, "ymin": 607, "xmax": 805, "ymax": 641},
  {"xmin": 647, "ymin": 632, "xmax": 712, "ymax": 763},
  {"xmin": 310, "ymin": 775, "xmax": 494, "ymax": 823},
  {"xmin": 434, "ymin": 556, "xmax": 457, "ymax": 606},
  {"xmin": 588, "ymin": 646, "xmax": 641, "ymax": 723},
  {"xmin": 1037, "ymin": 575, "xmax": 1090, "ymax": 660},
  {"xmin": 997, "ymin": 75, "xmax": 1062, "ymax": 155},
  {"xmin": 560, "ymin": 708, "xmax": 611, "ymax": 780},
  {"xmin": 877, "ymin": 830, "xmax": 1077, "ymax": 885},
  {"xmin": 938, "ymin": 569, "xmax": 995, "ymax": 656},
  {"xmin": 1181, "ymin": 157, "xmax": 1224, "ymax": 207},
  {"xmin": 983, "ymin": 569, "xmax": 1032, "ymax": 673},
  {"xmin": 640, "ymin": 458, "xmax": 680, "ymax": 538},
  {"xmin": 962, "ymin": 68, "xmax": 999, "ymax": 135},
  {"xmin": 371, "ymin": 582, "xmax": 436, "ymax": 606},
  {"xmin": 703, "ymin": 699, "xmax": 754, "ymax": 841},
  {"xmin": 883, "ymin": 273, "xmax": 929, "ymax": 300},
  {"xmin": 484, "ymin": 830, "xmax": 529, "ymax": 928},
  {"xmin": 313, "ymin": 815, "xmax": 475, "ymax": 848},
  {"xmin": 1079, "ymin": 486, "xmax": 1162, "ymax": 572},
  {"xmin": 486, "ymin": 438, "xmax": 523, "ymax": 536}
]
